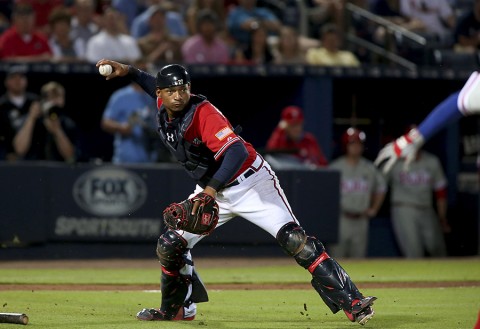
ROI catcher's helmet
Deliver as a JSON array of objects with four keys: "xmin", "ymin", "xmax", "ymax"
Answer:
[
  {"xmin": 342, "ymin": 127, "xmax": 366, "ymax": 147},
  {"xmin": 156, "ymin": 64, "xmax": 190, "ymax": 89}
]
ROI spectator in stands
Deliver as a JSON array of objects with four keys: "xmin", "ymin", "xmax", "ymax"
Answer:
[
  {"xmin": 272, "ymin": 25, "xmax": 307, "ymax": 64},
  {"xmin": 85, "ymin": 6, "xmax": 142, "ymax": 64},
  {"xmin": 370, "ymin": 0, "xmax": 426, "ymax": 46},
  {"xmin": 265, "ymin": 105, "xmax": 328, "ymax": 168},
  {"xmin": 231, "ymin": 22, "xmax": 275, "ymax": 64},
  {"xmin": 137, "ymin": 5, "xmax": 183, "ymax": 66},
  {"xmin": 0, "ymin": 67, "xmax": 77, "ymax": 162},
  {"xmin": 226, "ymin": 0, "xmax": 282, "ymax": 49},
  {"xmin": 48, "ymin": 7, "xmax": 86, "ymax": 62},
  {"xmin": 0, "ymin": 66, "xmax": 38, "ymax": 161},
  {"xmin": 306, "ymin": 23, "xmax": 361, "ymax": 67},
  {"xmin": 101, "ymin": 60, "xmax": 161, "ymax": 164},
  {"xmin": 130, "ymin": 1, "xmax": 188, "ymax": 40},
  {"xmin": 398, "ymin": 0, "xmax": 456, "ymax": 47},
  {"xmin": 69, "ymin": 0, "xmax": 100, "ymax": 48},
  {"xmin": 0, "ymin": 3, "xmax": 52, "ymax": 62},
  {"xmin": 181, "ymin": 9, "xmax": 231, "ymax": 64},
  {"xmin": 15, "ymin": 0, "xmax": 64, "ymax": 35},
  {"xmin": 111, "ymin": 0, "xmax": 148, "ymax": 30},
  {"xmin": 185, "ymin": 0, "xmax": 226, "ymax": 36},
  {"xmin": 328, "ymin": 127, "xmax": 387, "ymax": 258},
  {"xmin": 453, "ymin": 0, "xmax": 480, "ymax": 53},
  {"xmin": 305, "ymin": 0, "xmax": 344, "ymax": 39}
]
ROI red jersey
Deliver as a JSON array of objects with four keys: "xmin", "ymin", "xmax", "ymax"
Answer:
[
  {"xmin": 266, "ymin": 126, "xmax": 328, "ymax": 167},
  {"xmin": 0, "ymin": 27, "xmax": 52, "ymax": 59},
  {"xmin": 184, "ymin": 98, "xmax": 257, "ymax": 181}
]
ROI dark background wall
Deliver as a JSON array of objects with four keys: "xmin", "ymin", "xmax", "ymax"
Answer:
[{"xmin": 0, "ymin": 63, "xmax": 478, "ymax": 258}]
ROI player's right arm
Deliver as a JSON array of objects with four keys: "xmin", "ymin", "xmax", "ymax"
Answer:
[{"xmin": 95, "ymin": 59, "xmax": 157, "ymax": 99}]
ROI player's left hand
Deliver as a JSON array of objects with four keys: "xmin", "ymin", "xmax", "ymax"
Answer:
[
  {"xmin": 163, "ymin": 192, "xmax": 219, "ymax": 235},
  {"xmin": 374, "ymin": 128, "xmax": 425, "ymax": 174}
]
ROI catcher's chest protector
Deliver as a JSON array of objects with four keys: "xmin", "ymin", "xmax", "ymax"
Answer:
[{"xmin": 157, "ymin": 95, "xmax": 216, "ymax": 181}]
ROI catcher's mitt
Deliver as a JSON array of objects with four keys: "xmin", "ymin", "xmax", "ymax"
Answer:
[{"xmin": 163, "ymin": 192, "xmax": 219, "ymax": 235}]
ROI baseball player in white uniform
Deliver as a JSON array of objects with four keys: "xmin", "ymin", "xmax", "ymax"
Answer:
[
  {"xmin": 329, "ymin": 128, "xmax": 386, "ymax": 258},
  {"xmin": 97, "ymin": 59, "xmax": 377, "ymax": 325},
  {"xmin": 385, "ymin": 146, "xmax": 450, "ymax": 258}
]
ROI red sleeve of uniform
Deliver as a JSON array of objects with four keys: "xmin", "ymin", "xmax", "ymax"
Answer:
[
  {"xmin": 266, "ymin": 126, "xmax": 288, "ymax": 150},
  {"xmin": 434, "ymin": 187, "xmax": 447, "ymax": 200},
  {"xmin": 192, "ymin": 102, "xmax": 241, "ymax": 160}
]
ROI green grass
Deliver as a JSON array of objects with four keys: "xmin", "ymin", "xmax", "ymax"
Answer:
[{"xmin": 0, "ymin": 258, "xmax": 479, "ymax": 328}]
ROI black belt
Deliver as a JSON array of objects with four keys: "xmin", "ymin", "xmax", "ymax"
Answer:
[{"xmin": 224, "ymin": 168, "xmax": 256, "ymax": 188}]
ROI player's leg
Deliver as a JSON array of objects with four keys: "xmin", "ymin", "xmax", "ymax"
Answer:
[
  {"xmin": 136, "ymin": 229, "xmax": 196, "ymax": 321},
  {"xmin": 420, "ymin": 208, "xmax": 447, "ymax": 257},
  {"xmin": 391, "ymin": 206, "xmax": 423, "ymax": 258},
  {"xmin": 276, "ymin": 222, "xmax": 376, "ymax": 325},
  {"xmin": 349, "ymin": 218, "xmax": 369, "ymax": 258},
  {"xmin": 328, "ymin": 216, "xmax": 350, "ymax": 258},
  {"xmin": 137, "ymin": 186, "xmax": 235, "ymax": 321},
  {"xmin": 229, "ymin": 162, "xmax": 376, "ymax": 325}
]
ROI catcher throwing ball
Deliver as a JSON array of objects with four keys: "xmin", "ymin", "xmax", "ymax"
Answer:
[{"xmin": 96, "ymin": 59, "xmax": 377, "ymax": 325}]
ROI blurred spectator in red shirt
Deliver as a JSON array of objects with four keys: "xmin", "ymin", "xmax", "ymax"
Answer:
[
  {"xmin": 265, "ymin": 105, "xmax": 328, "ymax": 168},
  {"xmin": 0, "ymin": 3, "xmax": 52, "ymax": 62},
  {"xmin": 15, "ymin": 0, "xmax": 64, "ymax": 35}
]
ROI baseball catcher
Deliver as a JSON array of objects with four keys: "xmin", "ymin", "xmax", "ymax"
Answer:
[
  {"xmin": 163, "ymin": 192, "xmax": 219, "ymax": 235},
  {"xmin": 97, "ymin": 59, "xmax": 377, "ymax": 326}
]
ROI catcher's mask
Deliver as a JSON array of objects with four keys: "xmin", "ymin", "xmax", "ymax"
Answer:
[
  {"xmin": 341, "ymin": 127, "xmax": 366, "ymax": 150},
  {"xmin": 156, "ymin": 64, "xmax": 191, "ymax": 89}
]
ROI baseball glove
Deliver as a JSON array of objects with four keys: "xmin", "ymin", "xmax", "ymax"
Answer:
[{"xmin": 163, "ymin": 192, "xmax": 219, "ymax": 235}]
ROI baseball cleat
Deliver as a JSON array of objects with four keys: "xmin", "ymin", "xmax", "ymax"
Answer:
[
  {"xmin": 136, "ymin": 307, "xmax": 195, "ymax": 321},
  {"xmin": 344, "ymin": 296, "xmax": 377, "ymax": 325}
]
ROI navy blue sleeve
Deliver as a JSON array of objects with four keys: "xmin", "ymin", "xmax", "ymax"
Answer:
[
  {"xmin": 128, "ymin": 65, "xmax": 157, "ymax": 99},
  {"xmin": 207, "ymin": 141, "xmax": 248, "ymax": 190}
]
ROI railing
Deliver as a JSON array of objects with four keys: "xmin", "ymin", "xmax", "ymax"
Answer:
[{"xmin": 344, "ymin": 2, "xmax": 429, "ymax": 71}]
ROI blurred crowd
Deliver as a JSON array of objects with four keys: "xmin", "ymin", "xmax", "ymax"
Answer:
[{"xmin": 0, "ymin": 0, "xmax": 476, "ymax": 68}]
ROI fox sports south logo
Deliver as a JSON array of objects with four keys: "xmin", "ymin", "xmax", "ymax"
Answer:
[{"xmin": 73, "ymin": 167, "xmax": 147, "ymax": 216}]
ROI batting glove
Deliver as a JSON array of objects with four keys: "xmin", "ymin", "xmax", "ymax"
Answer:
[{"xmin": 374, "ymin": 128, "xmax": 424, "ymax": 174}]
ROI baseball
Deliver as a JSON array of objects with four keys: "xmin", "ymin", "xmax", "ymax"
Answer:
[{"xmin": 99, "ymin": 64, "xmax": 113, "ymax": 76}]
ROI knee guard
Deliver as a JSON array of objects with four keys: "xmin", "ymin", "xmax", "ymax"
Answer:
[
  {"xmin": 156, "ymin": 229, "xmax": 190, "ymax": 318},
  {"xmin": 156, "ymin": 229, "xmax": 188, "ymax": 271},
  {"xmin": 276, "ymin": 222, "xmax": 363, "ymax": 314},
  {"xmin": 276, "ymin": 222, "xmax": 325, "ymax": 268}
]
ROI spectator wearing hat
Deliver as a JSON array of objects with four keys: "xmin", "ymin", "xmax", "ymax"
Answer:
[
  {"xmin": 0, "ymin": 3, "xmax": 52, "ymax": 62},
  {"xmin": 0, "ymin": 66, "xmax": 77, "ymax": 162},
  {"xmin": 265, "ymin": 105, "xmax": 328, "ymax": 169},
  {"xmin": 328, "ymin": 127, "xmax": 386, "ymax": 258},
  {"xmin": 181, "ymin": 9, "xmax": 230, "ymax": 64}
]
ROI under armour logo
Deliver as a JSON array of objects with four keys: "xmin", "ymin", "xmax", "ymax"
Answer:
[{"xmin": 166, "ymin": 132, "xmax": 175, "ymax": 142}]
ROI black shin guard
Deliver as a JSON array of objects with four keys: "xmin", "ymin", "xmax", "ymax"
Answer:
[
  {"xmin": 277, "ymin": 222, "xmax": 363, "ymax": 313},
  {"xmin": 159, "ymin": 268, "xmax": 190, "ymax": 319},
  {"xmin": 310, "ymin": 257, "xmax": 362, "ymax": 313},
  {"xmin": 156, "ymin": 230, "xmax": 190, "ymax": 319}
]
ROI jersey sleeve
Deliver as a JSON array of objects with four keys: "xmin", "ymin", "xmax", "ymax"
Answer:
[{"xmin": 195, "ymin": 103, "xmax": 241, "ymax": 160}]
